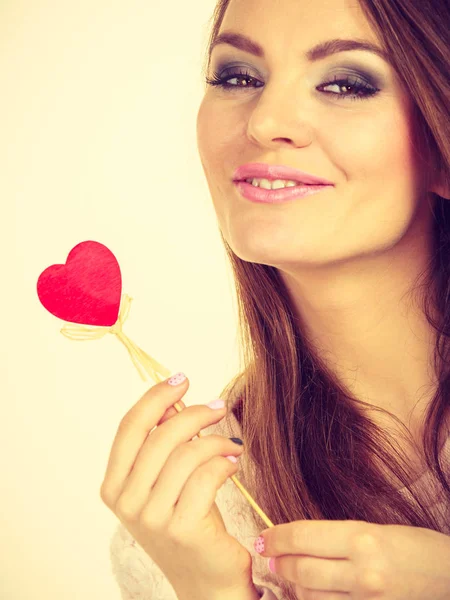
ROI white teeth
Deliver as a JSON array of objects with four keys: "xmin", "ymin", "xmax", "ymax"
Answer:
[{"xmin": 245, "ymin": 177, "xmax": 301, "ymax": 189}]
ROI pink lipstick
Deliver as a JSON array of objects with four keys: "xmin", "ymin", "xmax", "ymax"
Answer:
[
  {"xmin": 232, "ymin": 162, "xmax": 334, "ymax": 204},
  {"xmin": 234, "ymin": 181, "xmax": 331, "ymax": 204},
  {"xmin": 233, "ymin": 162, "xmax": 334, "ymax": 186}
]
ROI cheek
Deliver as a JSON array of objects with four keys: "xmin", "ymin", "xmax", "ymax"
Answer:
[
  {"xmin": 197, "ymin": 96, "xmax": 239, "ymax": 169},
  {"xmin": 196, "ymin": 97, "xmax": 237, "ymax": 222},
  {"xmin": 321, "ymin": 99, "xmax": 419, "ymax": 194}
]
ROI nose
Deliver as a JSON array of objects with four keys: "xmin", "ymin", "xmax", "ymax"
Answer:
[{"xmin": 246, "ymin": 80, "xmax": 314, "ymax": 150}]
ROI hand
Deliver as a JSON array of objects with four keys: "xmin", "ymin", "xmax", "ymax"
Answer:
[
  {"xmin": 100, "ymin": 375, "xmax": 254, "ymax": 598},
  {"xmin": 256, "ymin": 519, "xmax": 450, "ymax": 599}
]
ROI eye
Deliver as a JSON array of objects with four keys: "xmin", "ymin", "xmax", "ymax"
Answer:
[{"xmin": 205, "ymin": 69, "xmax": 380, "ymax": 102}]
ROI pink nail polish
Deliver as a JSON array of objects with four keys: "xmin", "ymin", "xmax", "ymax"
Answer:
[
  {"xmin": 226, "ymin": 455, "xmax": 239, "ymax": 463},
  {"xmin": 254, "ymin": 536, "xmax": 265, "ymax": 553},
  {"xmin": 268, "ymin": 558, "xmax": 276, "ymax": 573},
  {"xmin": 167, "ymin": 372, "xmax": 186, "ymax": 386},
  {"xmin": 207, "ymin": 398, "xmax": 225, "ymax": 409}
]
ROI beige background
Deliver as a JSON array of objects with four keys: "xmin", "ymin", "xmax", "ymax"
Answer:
[{"xmin": 1, "ymin": 1, "xmax": 242, "ymax": 598}]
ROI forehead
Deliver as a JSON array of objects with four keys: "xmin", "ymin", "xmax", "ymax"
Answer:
[{"xmin": 220, "ymin": 0, "xmax": 378, "ymax": 50}]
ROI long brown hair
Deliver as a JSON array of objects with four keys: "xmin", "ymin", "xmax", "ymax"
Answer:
[{"xmin": 201, "ymin": 2, "xmax": 450, "ymax": 598}]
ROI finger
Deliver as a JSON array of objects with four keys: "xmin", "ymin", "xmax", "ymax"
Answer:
[
  {"xmin": 157, "ymin": 400, "xmax": 186, "ymax": 426},
  {"xmin": 296, "ymin": 586, "xmax": 349, "ymax": 599},
  {"xmin": 172, "ymin": 455, "xmax": 239, "ymax": 527},
  {"xmin": 172, "ymin": 458, "xmax": 239, "ymax": 527},
  {"xmin": 145, "ymin": 434, "xmax": 243, "ymax": 525},
  {"xmin": 100, "ymin": 376, "xmax": 190, "ymax": 506},
  {"xmin": 115, "ymin": 406, "xmax": 229, "ymax": 516},
  {"xmin": 272, "ymin": 555, "xmax": 354, "ymax": 592},
  {"xmin": 261, "ymin": 520, "xmax": 365, "ymax": 559}
]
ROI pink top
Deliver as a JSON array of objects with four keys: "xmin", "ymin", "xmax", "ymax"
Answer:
[{"xmin": 109, "ymin": 411, "xmax": 450, "ymax": 599}]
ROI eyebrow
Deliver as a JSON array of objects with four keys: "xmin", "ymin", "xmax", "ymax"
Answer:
[{"xmin": 210, "ymin": 31, "xmax": 390, "ymax": 63}]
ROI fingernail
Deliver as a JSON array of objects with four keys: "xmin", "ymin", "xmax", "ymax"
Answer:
[
  {"xmin": 207, "ymin": 398, "xmax": 225, "ymax": 409},
  {"xmin": 229, "ymin": 437, "xmax": 244, "ymax": 445},
  {"xmin": 225, "ymin": 455, "xmax": 239, "ymax": 463},
  {"xmin": 167, "ymin": 372, "xmax": 187, "ymax": 386},
  {"xmin": 254, "ymin": 536, "xmax": 265, "ymax": 553},
  {"xmin": 268, "ymin": 558, "xmax": 276, "ymax": 573}
]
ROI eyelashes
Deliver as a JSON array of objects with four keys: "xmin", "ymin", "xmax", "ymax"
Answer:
[{"xmin": 205, "ymin": 68, "xmax": 380, "ymax": 102}]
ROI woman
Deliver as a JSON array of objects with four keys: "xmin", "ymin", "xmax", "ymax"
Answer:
[{"xmin": 101, "ymin": 0, "xmax": 450, "ymax": 598}]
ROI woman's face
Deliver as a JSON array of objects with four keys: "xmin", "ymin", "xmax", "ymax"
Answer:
[{"xmin": 196, "ymin": 0, "xmax": 437, "ymax": 270}]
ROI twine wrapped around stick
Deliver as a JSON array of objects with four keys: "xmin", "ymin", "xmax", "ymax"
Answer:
[{"xmin": 61, "ymin": 293, "xmax": 274, "ymax": 528}]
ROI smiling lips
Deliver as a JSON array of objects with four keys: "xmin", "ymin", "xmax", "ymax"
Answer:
[
  {"xmin": 234, "ymin": 180, "xmax": 332, "ymax": 204},
  {"xmin": 233, "ymin": 162, "xmax": 334, "ymax": 186}
]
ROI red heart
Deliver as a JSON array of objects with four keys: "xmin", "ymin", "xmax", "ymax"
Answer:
[{"xmin": 37, "ymin": 240, "xmax": 122, "ymax": 327}]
